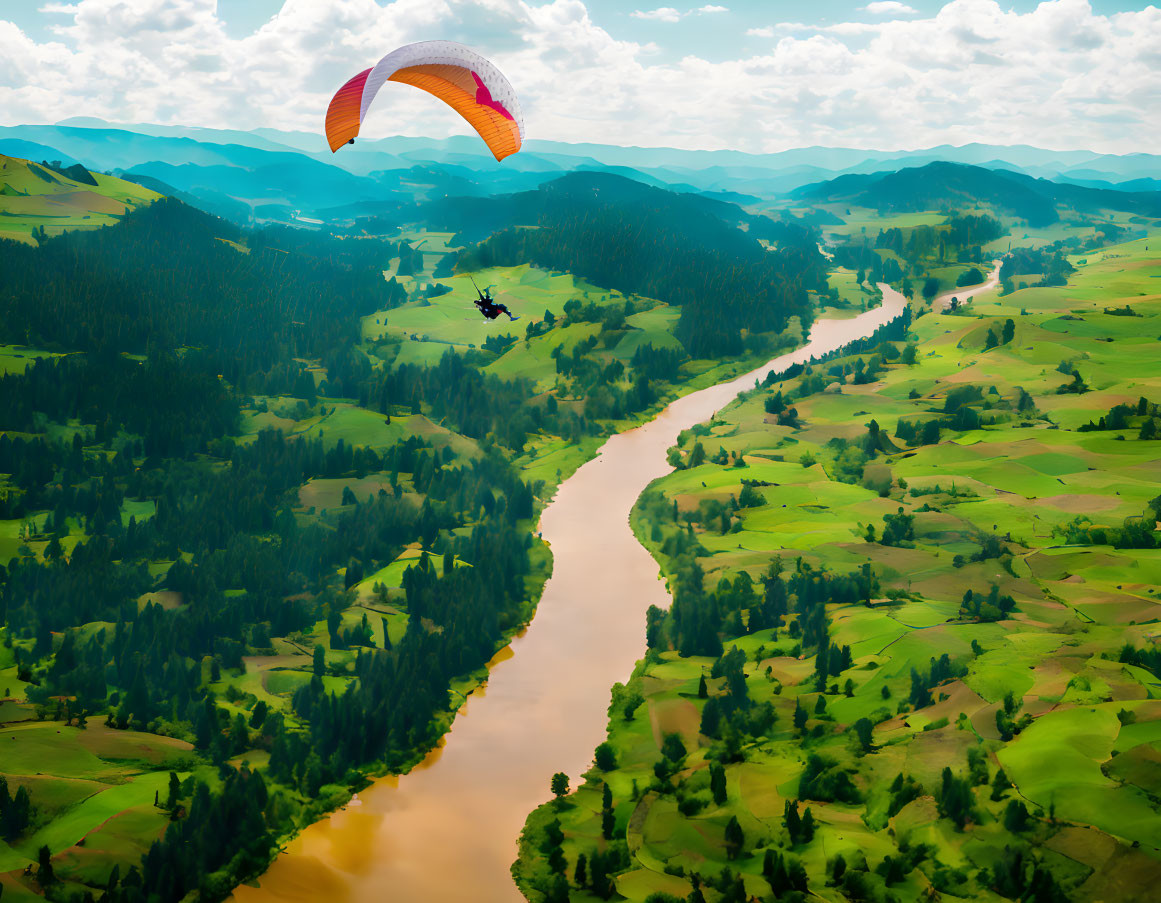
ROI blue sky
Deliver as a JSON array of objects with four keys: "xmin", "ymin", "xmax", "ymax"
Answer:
[{"xmin": 2, "ymin": 1, "xmax": 1159, "ymax": 153}]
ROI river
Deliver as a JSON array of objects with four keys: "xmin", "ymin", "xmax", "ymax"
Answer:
[{"xmin": 233, "ymin": 266, "xmax": 999, "ymax": 903}]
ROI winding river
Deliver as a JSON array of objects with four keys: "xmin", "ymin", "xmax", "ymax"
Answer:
[{"xmin": 233, "ymin": 268, "xmax": 999, "ymax": 903}]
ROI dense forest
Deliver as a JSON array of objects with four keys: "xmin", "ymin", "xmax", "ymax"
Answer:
[
  {"xmin": 0, "ymin": 200, "xmax": 406, "ymax": 382},
  {"xmin": 0, "ymin": 199, "xmax": 589, "ymax": 901}
]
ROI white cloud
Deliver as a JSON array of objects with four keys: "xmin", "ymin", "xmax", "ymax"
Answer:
[
  {"xmin": 631, "ymin": 7, "xmax": 681, "ymax": 22},
  {"xmin": 0, "ymin": 0, "xmax": 1158, "ymax": 155},
  {"xmin": 864, "ymin": 1, "xmax": 918, "ymax": 15},
  {"xmin": 631, "ymin": 5, "xmax": 725, "ymax": 23}
]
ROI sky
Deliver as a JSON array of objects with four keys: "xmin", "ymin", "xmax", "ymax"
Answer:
[{"xmin": 1, "ymin": 0, "xmax": 1159, "ymax": 154}]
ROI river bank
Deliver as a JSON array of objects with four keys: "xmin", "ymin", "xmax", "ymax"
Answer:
[{"xmin": 231, "ymin": 285, "xmax": 918, "ymax": 903}]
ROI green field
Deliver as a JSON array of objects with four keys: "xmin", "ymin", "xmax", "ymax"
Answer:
[
  {"xmin": 0, "ymin": 154, "xmax": 160, "ymax": 242},
  {"xmin": 515, "ymin": 224, "xmax": 1161, "ymax": 902},
  {"xmin": 0, "ymin": 718, "xmax": 195, "ymax": 879}
]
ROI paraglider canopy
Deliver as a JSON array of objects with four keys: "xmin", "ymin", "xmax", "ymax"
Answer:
[{"xmin": 325, "ymin": 41, "xmax": 524, "ymax": 162}]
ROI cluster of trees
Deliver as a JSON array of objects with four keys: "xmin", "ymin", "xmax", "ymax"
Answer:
[
  {"xmin": 1055, "ymin": 492, "xmax": 1161, "ymax": 549},
  {"xmin": 0, "ymin": 351, "xmax": 239, "ymax": 458},
  {"xmin": 104, "ymin": 769, "xmax": 274, "ymax": 903},
  {"xmin": 363, "ymin": 348, "xmax": 589, "ymax": 452},
  {"xmin": 960, "ymin": 585, "xmax": 1017, "ymax": 621},
  {"xmin": 275, "ymin": 520, "xmax": 532, "ymax": 786},
  {"xmin": 872, "ymin": 213, "xmax": 1004, "ymax": 267},
  {"xmin": 1000, "ymin": 245, "xmax": 1075, "ymax": 292},
  {"xmin": 1118, "ymin": 642, "xmax": 1161, "ymax": 678},
  {"xmin": 907, "ymin": 653, "xmax": 966, "ymax": 709},
  {"xmin": 1078, "ymin": 396, "xmax": 1159, "ymax": 438},
  {"xmin": 0, "ymin": 777, "xmax": 34, "ymax": 840},
  {"xmin": 984, "ymin": 318, "xmax": 1016, "ymax": 349},
  {"xmin": 650, "ymin": 556, "xmax": 875, "ymax": 666},
  {"xmin": 866, "ymin": 507, "xmax": 915, "ymax": 547},
  {"xmin": 894, "ymin": 382, "xmax": 1021, "ymax": 446}
]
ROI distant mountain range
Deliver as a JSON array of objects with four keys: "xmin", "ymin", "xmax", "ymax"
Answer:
[
  {"xmin": 1, "ymin": 119, "xmax": 1157, "ymax": 229},
  {"xmin": 793, "ymin": 162, "xmax": 1161, "ymax": 226}
]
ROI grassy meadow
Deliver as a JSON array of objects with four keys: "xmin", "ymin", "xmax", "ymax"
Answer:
[{"xmin": 0, "ymin": 154, "xmax": 159, "ymax": 244}]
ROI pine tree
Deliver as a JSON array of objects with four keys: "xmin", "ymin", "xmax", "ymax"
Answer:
[
  {"xmin": 709, "ymin": 762, "xmax": 727, "ymax": 805},
  {"xmin": 724, "ymin": 815, "xmax": 744, "ymax": 860},
  {"xmin": 784, "ymin": 799, "xmax": 801, "ymax": 843}
]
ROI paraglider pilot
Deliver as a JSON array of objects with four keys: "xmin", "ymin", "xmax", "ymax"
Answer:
[{"xmin": 470, "ymin": 277, "xmax": 519, "ymax": 321}]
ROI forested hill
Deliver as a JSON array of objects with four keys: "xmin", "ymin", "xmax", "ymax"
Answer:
[
  {"xmin": 794, "ymin": 161, "xmax": 1161, "ymax": 227},
  {"xmin": 0, "ymin": 175, "xmax": 580, "ymax": 897},
  {"xmin": 0, "ymin": 198, "xmax": 401, "ymax": 378},
  {"xmin": 446, "ymin": 172, "xmax": 827, "ymax": 358},
  {"xmin": 417, "ymin": 171, "xmax": 796, "ymax": 245}
]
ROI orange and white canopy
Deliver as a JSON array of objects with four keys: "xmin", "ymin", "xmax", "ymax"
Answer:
[{"xmin": 325, "ymin": 41, "xmax": 524, "ymax": 162}]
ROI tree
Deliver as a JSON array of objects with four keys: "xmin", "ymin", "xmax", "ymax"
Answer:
[
  {"xmin": 697, "ymin": 674, "xmax": 708, "ymax": 698},
  {"xmin": 1001, "ymin": 318, "xmax": 1015, "ymax": 345},
  {"xmin": 800, "ymin": 807, "xmax": 815, "ymax": 842},
  {"xmin": 709, "ymin": 761, "xmax": 727, "ymax": 805},
  {"xmin": 956, "ymin": 267, "xmax": 984, "ymax": 287},
  {"xmin": 660, "ymin": 733, "xmax": 686, "ymax": 762},
  {"xmin": 991, "ymin": 769, "xmax": 1013, "ymax": 801},
  {"xmin": 937, "ymin": 767, "xmax": 973, "ymax": 830},
  {"xmin": 574, "ymin": 852, "xmax": 587, "ymax": 888},
  {"xmin": 784, "ymin": 799, "xmax": 801, "ymax": 843},
  {"xmin": 922, "ymin": 276, "xmax": 940, "ymax": 301},
  {"xmin": 312, "ymin": 644, "xmax": 326, "ymax": 677},
  {"xmin": 543, "ymin": 818, "xmax": 567, "ymax": 875},
  {"xmin": 724, "ymin": 815, "xmax": 744, "ymax": 860},
  {"xmin": 594, "ymin": 742, "xmax": 616, "ymax": 772},
  {"xmin": 853, "ymin": 717, "xmax": 873, "ymax": 752},
  {"xmin": 793, "ymin": 698, "xmax": 808, "ymax": 732},
  {"xmin": 551, "ymin": 772, "xmax": 570, "ymax": 801},
  {"xmin": 1004, "ymin": 799, "xmax": 1030, "ymax": 832},
  {"xmin": 166, "ymin": 771, "xmax": 181, "ymax": 810},
  {"xmin": 37, "ymin": 845, "xmax": 54, "ymax": 885},
  {"xmin": 601, "ymin": 783, "xmax": 615, "ymax": 839}
]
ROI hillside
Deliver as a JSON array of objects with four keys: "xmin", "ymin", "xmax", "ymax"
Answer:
[
  {"xmin": 0, "ymin": 153, "xmax": 160, "ymax": 244},
  {"xmin": 447, "ymin": 172, "xmax": 825, "ymax": 357},
  {"xmin": 794, "ymin": 161, "xmax": 1161, "ymax": 227}
]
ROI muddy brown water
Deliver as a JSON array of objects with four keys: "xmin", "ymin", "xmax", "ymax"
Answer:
[{"xmin": 232, "ymin": 270, "xmax": 997, "ymax": 903}]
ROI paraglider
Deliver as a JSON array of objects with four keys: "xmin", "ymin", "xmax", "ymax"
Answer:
[
  {"xmin": 325, "ymin": 41, "xmax": 524, "ymax": 162},
  {"xmin": 469, "ymin": 276, "xmax": 518, "ymax": 321}
]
